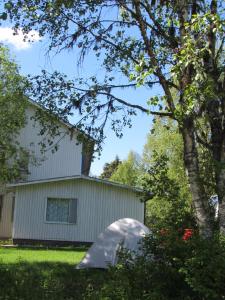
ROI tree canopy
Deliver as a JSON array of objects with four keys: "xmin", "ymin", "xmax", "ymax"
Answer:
[
  {"xmin": 110, "ymin": 151, "xmax": 141, "ymax": 186},
  {"xmin": 100, "ymin": 155, "xmax": 121, "ymax": 179},
  {"xmin": 141, "ymin": 118, "xmax": 192, "ymax": 226},
  {"xmin": 143, "ymin": 118, "xmax": 186, "ymax": 187},
  {"xmin": 0, "ymin": 45, "xmax": 28, "ymax": 183}
]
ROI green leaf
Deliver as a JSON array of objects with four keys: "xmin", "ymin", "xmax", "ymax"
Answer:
[{"xmin": 0, "ymin": 12, "xmax": 7, "ymax": 20}]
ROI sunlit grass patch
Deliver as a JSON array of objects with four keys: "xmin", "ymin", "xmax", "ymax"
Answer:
[{"xmin": 0, "ymin": 246, "xmax": 86, "ymax": 264}]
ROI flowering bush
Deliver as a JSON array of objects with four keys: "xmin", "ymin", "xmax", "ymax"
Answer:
[
  {"xmin": 182, "ymin": 228, "xmax": 193, "ymax": 241},
  {"xmin": 86, "ymin": 154, "xmax": 225, "ymax": 299}
]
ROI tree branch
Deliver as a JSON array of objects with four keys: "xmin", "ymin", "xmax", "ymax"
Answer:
[
  {"xmin": 196, "ymin": 134, "xmax": 212, "ymax": 151},
  {"xmin": 140, "ymin": 1, "xmax": 178, "ymax": 48},
  {"xmin": 61, "ymin": 11, "xmax": 140, "ymax": 65},
  {"xmin": 66, "ymin": 86, "xmax": 174, "ymax": 118},
  {"xmin": 131, "ymin": 0, "xmax": 175, "ymax": 113},
  {"xmin": 102, "ymin": 93, "xmax": 174, "ymax": 118}
]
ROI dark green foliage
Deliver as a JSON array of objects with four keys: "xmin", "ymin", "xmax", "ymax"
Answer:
[
  {"xmin": 181, "ymin": 235, "xmax": 225, "ymax": 299},
  {"xmin": 99, "ymin": 155, "xmax": 121, "ymax": 179},
  {"xmin": 0, "ymin": 261, "xmax": 106, "ymax": 300},
  {"xmin": 140, "ymin": 152, "xmax": 195, "ymax": 232},
  {"xmin": 86, "ymin": 233, "xmax": 225, "ymax": 300}
]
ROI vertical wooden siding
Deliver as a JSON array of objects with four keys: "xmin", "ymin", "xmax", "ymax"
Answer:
[
  {"xmin": 13, "ymin": 180, "xmax": 144, "ymax": 243},
  {"xmin": 0, "ymin": 192, "xmax": 13, "ymax": 238},
  {"xmin": 17, "ymin": 105, "xmax": 82, "ymax": 181}
]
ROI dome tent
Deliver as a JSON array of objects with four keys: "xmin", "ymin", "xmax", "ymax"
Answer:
[{"xmin": 77, "ymin": 218, "xmax": 150, "ymax": 269}]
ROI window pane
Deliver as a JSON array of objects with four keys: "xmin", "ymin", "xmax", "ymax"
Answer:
[
  {"xmin": 68, "ymin": 199, "xmax": 77, "ymax": 224},
  {"xmin": 46, "ymin": 198, "xmax": 69, "ymax": 223}
]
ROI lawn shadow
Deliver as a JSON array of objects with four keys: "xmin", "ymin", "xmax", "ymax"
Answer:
[
  {"xmin": 0, "ymin": 260, "xmax": 107, "ymax": 300},
  {"xmin": 1, "ymin": 245, "xmax": 88, "ymax": 252}
]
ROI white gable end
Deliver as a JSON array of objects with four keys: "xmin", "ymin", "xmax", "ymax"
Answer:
[{"xmin": 17, "ymin": 105, "xmax": 83, "ymax": 181}]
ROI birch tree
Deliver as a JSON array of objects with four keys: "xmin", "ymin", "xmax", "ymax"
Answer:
[
  {"xmin": 0, "ymin": 45, "xmax": 28, "ymax": 183},
  {"xmin": 3, "ymin": 0, "xmax": 224, "ymax": 236}
]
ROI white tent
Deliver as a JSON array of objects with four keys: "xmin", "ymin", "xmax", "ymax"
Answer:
[{"xmin": 76, "ymin": 218, "xmax": 150, "ymax": 269}]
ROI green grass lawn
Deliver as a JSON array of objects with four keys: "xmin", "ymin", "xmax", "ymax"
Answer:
[
  {"xmin": 0, "ymin": 245, "xmax": 107, "ymax": 300},
  {"xmin": 0, "ymin": 247, "xmax": 86, "ymax": 264}
]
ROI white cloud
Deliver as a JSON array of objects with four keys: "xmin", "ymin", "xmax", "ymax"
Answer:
[{"xmin": 0, "ymin": 27, "xmax": 41, "ymax": 50}]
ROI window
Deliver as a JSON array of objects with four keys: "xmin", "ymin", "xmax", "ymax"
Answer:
[
  {"xmin": 0, "ymin": 195, "xmax": 3, "ymax": 222},
  {"xmin": 46, "ymin": 198, "xmax": 77, "ymax": 224}
]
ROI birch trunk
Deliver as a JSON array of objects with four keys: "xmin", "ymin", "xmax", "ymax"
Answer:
[
  {"xmin": 217, "ymin": 136, "xmax": 225, "ymax": 234},
  {"xmin": 181, "ymin": 118, "xmax": 213, "ymax": 237}
]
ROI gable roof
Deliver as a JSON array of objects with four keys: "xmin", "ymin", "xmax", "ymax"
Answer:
[{"xmin": 7, "ymin": 175, "xmax": 142, "ymax": 193}]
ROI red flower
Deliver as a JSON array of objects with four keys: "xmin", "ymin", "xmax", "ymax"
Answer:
[{"xmin": 182, "ymin": 228, "xmax": 193, "ymax": 241}]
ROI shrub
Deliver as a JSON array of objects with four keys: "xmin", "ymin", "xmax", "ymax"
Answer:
[
  {"xmin": 85, "ymin": 154, "xmax": 225, "ymax": 299},
  {"xmin": 180, "ymin": 234, "xmax": 225, "ymax": 299},
  {"xmin": 87, "ymin": 231, "xmax": 225, "ymax": 300}
]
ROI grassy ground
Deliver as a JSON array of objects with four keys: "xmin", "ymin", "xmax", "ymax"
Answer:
[
  {"xmin": 0, "ymin": 247, "xmax": 86, "ymax": 264},
  {"xmin": 0, "ymin": 245, "xmax": 107, "ymax": 300}
]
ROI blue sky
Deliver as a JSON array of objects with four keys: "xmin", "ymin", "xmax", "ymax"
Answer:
[{"xmin": 0, "ymin": 27, "xmax": 160, "ymax": 175}]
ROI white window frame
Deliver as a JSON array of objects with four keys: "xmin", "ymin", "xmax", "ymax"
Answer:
[
  {"xmin": 45, "ymin": 197, "xmax": 78, "ymax": 225},
  {"xmin": 11, "ymin": 195, "xmax": 15, "ymax": 223},
  {"xmin": 0, "ymin": 195, "xmax": 3, "ymax": 222}
]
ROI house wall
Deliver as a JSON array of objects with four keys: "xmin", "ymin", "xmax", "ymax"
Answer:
[
  {"xmin": 17, "ymin": 105, "xmax": 83, "ymax": 181},
  {"xmin": 0, "ymin": 190, "xmax": 14, "ymax": 239},
  {"xmin": 13, "ymin": 180, "xmax": 144, "ymax": 243}
]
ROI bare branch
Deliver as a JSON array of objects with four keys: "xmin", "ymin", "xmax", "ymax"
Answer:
[
  {"xmin": 98, "ymin": 81, "xmax": 160, "ymax": 89},
  {"xmin": 101, "ymin": 93, "xmax": 174, "ymax": 118},
  {"xmin": 60, "ymin": 11, "xmax": 140, "ymax": 65}
]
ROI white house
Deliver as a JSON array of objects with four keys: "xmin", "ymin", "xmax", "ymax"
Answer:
[{"xmin": 0, "ymin": 101, "xmax": 144, "ymax": 245}]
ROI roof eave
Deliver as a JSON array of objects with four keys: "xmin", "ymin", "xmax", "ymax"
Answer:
[{"xmin": 6, "ymin": 175, "xmax": 142, "ymax": 193}]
